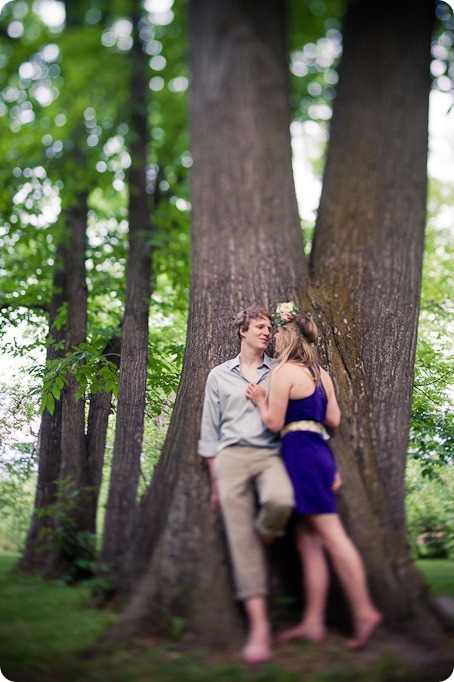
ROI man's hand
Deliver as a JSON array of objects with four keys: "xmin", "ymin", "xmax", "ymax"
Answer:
[
  {"xmin": 246, "ymin": 382, "xmax": 266, "ymax": 406},
  {"xmin": 210, "ymin": 485, "xmax": 221, "ymax": 512},
  {"xmin": 207, "ymin": 457, "xmax": 221, "ymax": 512}
]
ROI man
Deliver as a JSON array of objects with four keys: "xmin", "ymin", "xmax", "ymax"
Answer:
[{"xmin": 198, "ymin": 306, "xmax": 295, "ymax": 664}]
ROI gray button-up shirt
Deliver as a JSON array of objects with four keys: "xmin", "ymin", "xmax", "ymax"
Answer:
[{"xmin": 197, "ymin": 353, "xmax": 279, "ymax": 457}]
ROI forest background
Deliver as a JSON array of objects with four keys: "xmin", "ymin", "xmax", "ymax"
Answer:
[{"xmin": 0, "ymin": 0, "xmax": 453, "ymax": 679}]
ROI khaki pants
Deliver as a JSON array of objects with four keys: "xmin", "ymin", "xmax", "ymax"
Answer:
[{"xmin": 214, "ymin": 445, "xmax": 295, "ymax": 600}]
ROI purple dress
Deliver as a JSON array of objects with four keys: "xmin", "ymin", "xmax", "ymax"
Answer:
[{"xmin": 281, "ymin": 377, "xmax": 338, "ymax": 514}]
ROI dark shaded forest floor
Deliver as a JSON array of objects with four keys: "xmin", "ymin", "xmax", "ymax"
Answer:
[{"xmin": 0, "ymin": 552, "xmax": 452, "ymax": 682}]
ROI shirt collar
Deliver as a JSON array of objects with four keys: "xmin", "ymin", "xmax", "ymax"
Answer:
[{"xmin": 227, "ymin": 353, "xmax": 274, "ymax": 371}]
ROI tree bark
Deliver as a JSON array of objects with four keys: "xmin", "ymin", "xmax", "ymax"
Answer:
[
  {"xmin": 18, "ymin": 242, "xmax": 67, "ymax": 573},
  {"xmin": 58, "ymin": 196, "xmax": 89, "ymax": 489},
  {"xmin": 85, "ymin": 334, "xmax": 122, "ymax": 535},
  {"xmin": 307, "ymin": 0, "xmax": 444, "ymax": 637},
  {"xmin": 107, "ymin": 0, "xmax": 305, "ymax": 645},
  {"xmin": 100, "ymin": 7, "xmax": 155, "ymax": 571}
]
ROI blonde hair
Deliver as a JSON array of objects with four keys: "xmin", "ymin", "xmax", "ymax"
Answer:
[{"xmin": 275, "ymin": 312, "xmax": 320, "ymax": 381}]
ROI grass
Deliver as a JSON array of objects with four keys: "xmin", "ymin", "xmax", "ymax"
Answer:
[
  {"xmin": 416, "ymin": 558, "xmax": 454, "ymax": 596},
  {"xmin": 0, "ymin": 552, "xmax": 116, "ymax": 681},
  {"xmin": 0, "ymin": 552, "xmax": 452, "ymax": 682}
]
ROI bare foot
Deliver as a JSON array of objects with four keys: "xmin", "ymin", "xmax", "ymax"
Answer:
[
  {"xmin": 241, "ymin": 629, "xmax": 272, "ymax": 664},
  {"xmin": 345, "ymin": 611, "xmax": 382, "ymax": 650},
  {"xmin": 278, "ymin": 622, "xmax": 326, "ymax": 644}
]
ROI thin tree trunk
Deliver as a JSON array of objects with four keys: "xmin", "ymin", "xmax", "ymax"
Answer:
[
  {"xmin": 307, "ymin": 0, "xmax": 444, "ymax": 637},
  {"xmin": 18, "ymin": 242, "xmax": 67, "ymax": 572},
  {"xmin": 107, "ymin": 0, "xmax": 305, "ymax": 645},
  {"xmin": 85, "ymin": 335, "xmax": 122, "ymax": 534},
  {"xmin": 40, "ymin": 196, "xmax": 91, "ymax": 578},
  {"xmin": 100, "ymin": 7, "xmax": 154, "ymax": 570},
  {"xmin": 58, "ymin": 197, "xmax": 89, "ymax": 484},
  {"xmin": 58, "ymin": 196, "xmax": 89, "ymax": 487}
]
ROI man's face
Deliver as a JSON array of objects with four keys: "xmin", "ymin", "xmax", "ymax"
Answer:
[{"xmin": 240, "ymin": 316, "xmax": 272, "ymax": 351}]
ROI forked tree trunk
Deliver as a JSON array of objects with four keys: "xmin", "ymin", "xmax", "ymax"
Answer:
[
  {"xmin": 18, "ymin": 242, "xmax": 67, "ymax": 572},
  {"xmin": 107, "ymin": 0, "xmax": 305, "ymax": 645},
  {"xmin": 307, "ymin": 0, "xmax": 444, "ymax": 637},
  {"xmin": 104, "ymin": 0, "xmax": 447, "ymax": 652},
  {"xmin": 100, "ymin": 7, "xmax": 154, "ymax": 570}
]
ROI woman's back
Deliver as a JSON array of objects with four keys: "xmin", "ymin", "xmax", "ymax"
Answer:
[{"xmin": 285, "ymin": 380, "xmax": 327, "ymax": 425}]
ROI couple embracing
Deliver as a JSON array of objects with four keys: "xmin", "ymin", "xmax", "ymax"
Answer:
[{"xmin": 198, "ymin": 304, "xmax": 381, "ymax": 664}]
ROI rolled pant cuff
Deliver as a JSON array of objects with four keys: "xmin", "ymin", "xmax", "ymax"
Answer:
[{"xmin": 237, "ymin": 589, "xmax": 268, "ymax": 601}]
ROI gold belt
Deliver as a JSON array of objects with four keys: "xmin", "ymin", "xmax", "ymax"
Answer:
[{"xmin": 281, "ymin": 420, "xmax": 329, "ymax": 440}]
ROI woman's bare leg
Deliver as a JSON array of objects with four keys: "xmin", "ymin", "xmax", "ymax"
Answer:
[
  {"xmin": 279, "ymin": 518, "xmax": 328, "ymax": 643},
  {"xmin": 311, "ymin": 514, "xmax": 382, "ymax": 649}
]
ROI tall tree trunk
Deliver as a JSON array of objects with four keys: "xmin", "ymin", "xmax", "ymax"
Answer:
[
  {"xmin": 307, "ymin": 0, "xmax": 444, "ymax": 637},
  {"xmin": 107, "ymin": 0, "xmax": 305, "ymax": 645},
  {"xmin": 41, "ymin": 196, "xmax": 91, "ymax": 577},
  {"xmin": 100, "ymin": 7, "xmax": 154, "ymax": 571},
  {"xmin": 85, "ymin": 335, "xmax": 122, "ymax": 534},
  {"xmin": 18, "ymin": 242, "xmax": 67, "ymax": 573},
  {"xmin": 58, "ymin": 197, "xmax": 89, "ymax": 489}
]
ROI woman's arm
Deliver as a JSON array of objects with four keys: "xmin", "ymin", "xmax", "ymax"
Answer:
[
  {"xmin": 246, "ymin": 365, "xmax": 293, "ymax": 432},
  {"xmin": 320, "ymin": 368, "xmax": 341, "ymax": 428}
]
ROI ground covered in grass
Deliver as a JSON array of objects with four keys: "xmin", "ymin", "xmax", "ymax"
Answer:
[
  {"xmin": 0, "ymin": 552, "xmax": 452, "ymax": 682},
  {"xmin": 416, "ymin": 558, "xmax": 454, "ymax": 596}
]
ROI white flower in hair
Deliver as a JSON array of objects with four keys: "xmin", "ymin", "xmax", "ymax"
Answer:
[{"xmin": 273, "ymin": 301, "xmax": 300, "ymax": 326}]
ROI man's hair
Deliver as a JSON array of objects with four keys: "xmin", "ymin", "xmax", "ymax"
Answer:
[{"xmin": 233, "ymin": 306, "xmax": 271, "ymax": 340}]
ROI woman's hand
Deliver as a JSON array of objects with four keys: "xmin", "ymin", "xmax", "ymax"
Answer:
[
  {"xmin": 246, "ymin": 383, "xmax": 266, "ymax": 406},
  {"xmin": 332, "ymin": 471, "xmax": 342, "ymax": 492}
]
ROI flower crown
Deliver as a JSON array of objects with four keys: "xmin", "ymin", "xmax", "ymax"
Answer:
[{"xmin": 273, "ymin": 301, "xmax": 300, "ymax": 326}]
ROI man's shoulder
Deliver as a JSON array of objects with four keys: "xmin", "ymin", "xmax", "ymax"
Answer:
[{"xmin": 209, "ymin": 356, "xmax": 238, "ymax": 378}]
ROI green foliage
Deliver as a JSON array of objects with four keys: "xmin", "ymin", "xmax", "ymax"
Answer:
[
  {"xmin": 405, "ymin": 459, "xmax": 454, "ymax": 559},
  {"xmin": 433, "ymin": 2, "xmax": 454, "ymax": 94},
  {"xmin": 0, "ymin": 455, "xmax": 36, "ymax": 552},
  {"xmin": 0, "ymin": 0, "xmax": 191, "ymax": 418},
  {"xmin": 0, "ymin": 552, "xmax": 117, "ymax": 682},
  {"xmin": 168, "ymin": 615, "xmax": 185, "ymax": 641},
  {"xmin": 37, "ymin": 339, "xmax": 121, "ymax": 414},
  {"xmin": 288, "ymin": 0, "xmax": 344, "ymax": 123},
  {"xmin": 0, "ymin": 378, "xmax": 39, "ymax": 550},
  {"xmin": 409, "ymin": 180, "xmax": 454, "ymax": 474},
  {"xmin": 37, "ymin": 477, "xmax": 98, "ymax": 582},
  {"xmin": 406, "ymin": 187, "xmax": 454, "ymax": 552}
]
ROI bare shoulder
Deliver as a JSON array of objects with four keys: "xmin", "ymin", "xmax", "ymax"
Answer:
[
  {"xmin": 277, "ymin": 361, "xmax": 299, "ymax": 374},
  {"xmin": 275, "ymin": 361, "xmax": 310, "ymax": 378},
  {"xmin": 271, "ymin": 362, "xmax": 299, "ymax": 384}
]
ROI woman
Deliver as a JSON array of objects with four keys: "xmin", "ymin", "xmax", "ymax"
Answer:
[{"xmin": 246, "ymin": 302, "xmax": 381, "ymax": 649}]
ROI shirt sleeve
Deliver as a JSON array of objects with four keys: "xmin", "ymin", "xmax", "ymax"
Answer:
[{"xmin": 197, "ymin": 371, "xmax": 222, "ymax": 457}]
